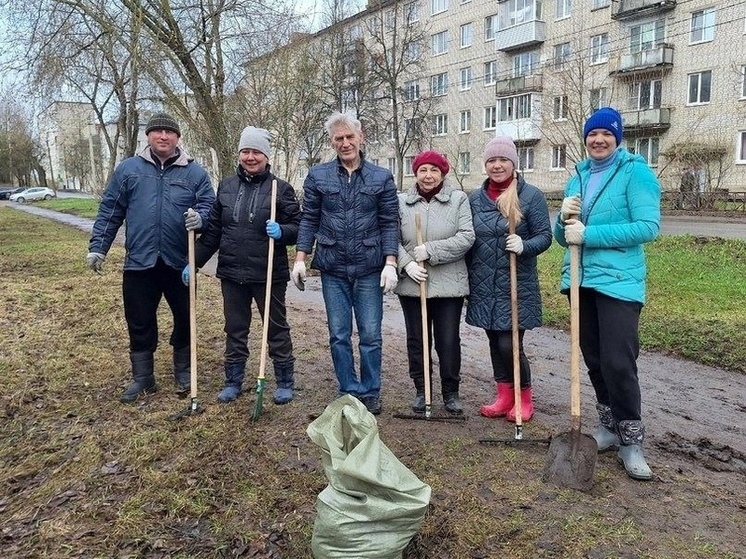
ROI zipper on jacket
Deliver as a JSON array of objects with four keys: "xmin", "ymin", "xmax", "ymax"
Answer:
[{"xmin": 247, "ymin": 186, "xmax": 259, "ymax": 223}]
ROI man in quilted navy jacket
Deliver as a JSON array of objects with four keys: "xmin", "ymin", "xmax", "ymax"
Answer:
[{"xmin": 291, "ymin": 111, "xmax": 399, "ymax": 415}]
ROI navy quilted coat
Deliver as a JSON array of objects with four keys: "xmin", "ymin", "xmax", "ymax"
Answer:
[{"xmin": 466, "ymin": 176, "xmax": 552, "ymax": 331}]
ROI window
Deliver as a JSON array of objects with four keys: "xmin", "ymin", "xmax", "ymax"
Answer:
[
  {"xmin": 592, "ymin": 0, "xmax": 610, "ymax": 8},
  {"xmin": 738, "ymin": 131, "xmax": 746, "ymax": 163},
  {"xmin": 690, "ymin": 8, "xmax": 715, "ymax": 43},
  {"xmin": 405, "ymin": 41, "xmax": 421, "ymax": 61},
  {"xmin": 431, "ymin": 0, "xmax": 448, "ymax": 15},
  {"xmin": 385, "ymin": 10, "xmax": 396, "ymax": 30},
  {"xmin": 404, "ymin": 80, "xmax": 420, "ymax": 101},
  {"xmin": 405, "ymin": 1, "xmax": 420, "ymax": 24},
  {"xmin": 518, "ymin": 147, "xmax": 535, "ymax": 170},
  {"xmin": 459, "ymin": 67, "xmax": 473, "ymax": 90},
  {"xmin": 555, "ymin": 0, "xmax": 571, "ymax": 19},
  {"xmin": 458, "ymin": 152, "xmax": 471, "ymax": 174},
  {"xmin": 404, "ymin": 156, "xmax": 415, "ymax": 176},
  {"xmin": 484, "ymin": 60, "xmax": 498, "ymax": 85},
  {"xmin": 349, "ymin": 25, "xmax": 362, "ymax": 40},
  {"xmin": 688, "ymin": 70, "xmax": 712, "ymax": 104},
  {"xmin": 590, "ymin": 88, "xmax": 608, "ymax": 111},
  {"xmin": 387, "ymin": 157, "xmax": 397, "ymax": 175},
  {"xmin": 629, "ymin": 19, "xmax": 665, "ymax": 52},
  {"xmin": 431, "ymin": 72, "xmax": 449, "ymax": 96},
  {"xmin": 432, "ymin": 30, "xmax": 449, "ymax": 55},
  {"xmin": 485, "ymin": 15, "xmax": 497, "ymax": 41},
  {"xmin": 628, "ymin": 137, "xmax": 660, "ymax": 165},
  {"xmin": 590, "ymin": 33, "xmax": 609, "ymax": 64},
  {"xmin": 741, "ymin": 66, "xmax": 746, "ymax": 98},
  {"xmin": 386, "ymin": 122, "xmax": 395, "ymax": 141},
  {"xmin": 405, "ymin": 118, "xmax": 422, "ymax": 136},
  {"xmin": 432, "ymin": 113, "xmax": 448, "ymax": 135},
  {"xmin": 498, "ymin": 94, "xmax": 532, "ymax": 121},
  {"xmin": 628, "ymin": 80, "xmax": 661, "ymax": 110},
  {"xmin": 484, "ymin": 106, "xmax": 497, "ymax": 129},
  {"xmin": 459, "ymin": 109, "xmax": 471, "ymax": 133},
  {"xmin": 554, "ymin": 42, "xmax": 572, "ymax": 70},
  {"xmin": 460, "ymin": 23, "xmax": 473, "ymax": 48},
  {"xmin": 513, "ymin": 51, "xmax": 539, "ymax": 76},
  {"xmin": 553, "ymin": 95, "xmax": 568, "ymax": 120},
  {"xmin": 551, "ymin": 145, "xmax": 567, "ymax": 169},
  {"xmin": 499, "ymin": 0, "xmax": 542, "ymax": 29}
]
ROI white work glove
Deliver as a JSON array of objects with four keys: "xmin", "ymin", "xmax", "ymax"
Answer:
[
  {"xmin": 413, "ymin": 244, "xmax": 429, "ymax": 262},
  {"xmin": 184, "ymin": 208, "xmax": 202, "ymax": 231},
  {"xmin": 564, "ymin": 219, "xmax": 586, "ymax": 245},
  {"xmin": 291, "ymin": 261, "xmax": 306, "ymax": 291},
  {"xmin": 404, "ymin": 261, "xmax": 428, "ymax": 284},
  {"xmin": 505, "ymin": 234, "xmax": 524, "ymax": 255},
  {"xmin": 85, "ymin": 252, "xmax": 105, "ymax": 274},
  {"xmin": 560, "ymin": 195, "xmax": 582, "ymax": 223},
  {"xmin": 380, "ymin": 264, "xmax": 398, "ymax": 294}
]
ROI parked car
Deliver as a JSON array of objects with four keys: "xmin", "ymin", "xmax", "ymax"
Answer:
[
  {"xmin": 9, "ymin": 187, "xmax": 57, "ymax": 203},
  {"xmin": 0, "ymin": 187, "xmax": 25, "ymax": 200}
]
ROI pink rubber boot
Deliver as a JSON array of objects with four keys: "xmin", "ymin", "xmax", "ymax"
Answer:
[
  {"xmin": 480, "ymin": 383, "xmax": 514, "ymax": 418},
  {"xmin": 507, "ymin": 387, "xmax": 534, "ymax": 422}
]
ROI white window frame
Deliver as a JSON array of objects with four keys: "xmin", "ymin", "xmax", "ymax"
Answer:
[
  {"xmin": 405, "ymin": 41, "xmax": 421, "ymax": 62},
  {"xmin": 484, "ymin": 60, "xmax": 497, "ymax": 86},
  {"xmin": 459, "ymin": 109, "xmax": 472, "ymax": 133},
  {"xmin": 741, "ymin": 66, "xmax": 746, "ymax": 99},
  {"xmin": 432, "ymin": 113, "xmax": 448, "ymax": 136},
  {"xmin": 590, "ymin": 87, "xmax": 608, "ymax": 111},
  {"xmin": 690, "ymin": 8, "xmax": 715, "ymax": 44},
  {"xmin": 499, "ymin": 0, "xmax": 541, "ymax": 29},
  {"xmin": 551, "ymin": 145, "xmax": 567, "ymax": 170},
  {"xmin": 485, "ymin": 15, "xmax": 497, "ymax": 41},
  {"xmin": 518, "ymin": 147, "xmax": 535, "ymax": 171},
  {"xmin": 386, "ymin": 122, "xmax": 395, "ymax": 141},
  {"xmin": 458, "ymin": 152, "xmax": 471, "ymax": 174},
  {"xmin": 460, "ymin": 23, "xmax": 473, "ymax": 48},
  {"xmin": 484, "ymin": 106, "xmax": 497, "ymax": 130},
  {"xmin": 432, "ymin": 30, "xmax": 449, "ymax": 55},
  {"xmin": 554, "ymin": 42, "xmax": 571, "ymax": 70},
  {"xmin": 431, "ymin": 72, "xmax": 449, "ymax": 96},
  {"xmin": 459, "ymin": 67, "xmax": 473, "ymax": 90},
  {"xmin": 628, "ymin": 79, "xmax": 661, "ymax": 110},
  {"xmin": 513, "ymin": 51, "xmax": 539, "ymax": 77},
  {"xmin": 592, "ymin": 0, "xmax": 610, "ymax": 8},
  {"xmin": 498, "ymin": 94, "xmax": 532, "ymax": 122},
  {"xmin": 590, "ymin": 33, "xmax": 609, "ymax": 64},
  {"xmin": 404, "ymin": 80, "xmax": 420, "ymax": 101},
  {"xmin": 687, "ymin": 70, "xmax": 712, "ymax": 105},
  {"xmin": 431, "ymin": 0, "xmax": 448, "ymax": 15},
  {"xmin": 555, "ymin": 0, "xmax": 571, "ymax": 20},
  {"xmin": 405, "ymin": 1, "xmax": 420, "ymax": 24},
  {"xmin": 629, "ymin": 137, "xmax": 660, "ymax": 166},
  {"xmin": 737, "ymin": 131, "xmax": 746, "ymax": 163},
  {"xmin": 387, "ymin": 157, "xmax": 397, "ymax": 175},
  {"xmin": 404, "ymin": 156, "xmax": 415, "ymax": 176},
  {"xmin": 553, "ymin": 95, "xmax": 568, "ymax": 120},
  {"xmin": 629, "ymin": 19, "xmax": 665, "ymax": 53}
]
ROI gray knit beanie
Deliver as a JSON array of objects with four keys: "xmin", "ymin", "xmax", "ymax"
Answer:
[
  {"xmin": 145, "ymin": 112, "xmax": 181, "ymax": 137},
  {"xmin": 238, "ymin": 126, "xmax": 272, "ymax": 158}
]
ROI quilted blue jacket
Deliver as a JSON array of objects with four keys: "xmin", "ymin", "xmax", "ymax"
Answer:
[
  {"xmin": 297, "ymin": 156, "xmax": 399, "ymax": 279},
  {"xmin": 553, "ymin": 148, "xmax": 661, "ymax": 304},
  {"xmin": 89, "ymin": 147, "xmax": 214, "ymax": 271}
]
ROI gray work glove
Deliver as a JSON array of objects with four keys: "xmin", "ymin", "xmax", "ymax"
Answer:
[
  {"xmin": 184, "ymin": 208, "xmax": 202, "ymax": 231},
  {"xmin": 291, "ymin": 261, "xmax": 306, "ymax": 291},
  {"xmin": 404, "ymin": 261, "xmax": 427, "ymax": 284},
  {"xmin": 380, "ymin": 264, "xmax": 398, "ymax": 294},
  {"xmin": 86, "ymin": 252, "xmax": 106, "ymax": 274},
  {"xmin": 560, "ymin": 195, "xmax": 582, "ymax": 223},
  {"xmin": 506, "ymin": 234, "xmax": 524, "ymax": 255},
  {"xmin": 564, "ymin": 219, "xmax": 586, "ymax": 245}
]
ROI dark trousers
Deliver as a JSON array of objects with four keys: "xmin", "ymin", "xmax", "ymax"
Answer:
[
  {"xmin": 577, "ymin": 287, "xmax": 643, "ymax": 422},
  {"xmin": 484, "ymin": 329, "xmax": 532, "ymax": 388},
  {"xmin": 399, "ymin": 296, "xmax": 464, "ymax": 396},
  {"xmin": 221, "ymin": 279, "xmax": 293, "ymax": 366},
  {"xmin": 123, "ymin": 258, "xmax": 190, "ymax": 353}
]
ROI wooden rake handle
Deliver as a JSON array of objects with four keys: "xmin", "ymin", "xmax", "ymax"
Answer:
[
  {"xmin": 258, "ymin": 179, "xmax": 278, "ymax": 382},
  {"xmin": 569, "ymin": 215, "xmax": 581, "ymax": 430},
  {"xmin": 188, "ymin": 229, "xmax": 198, "ymax": 400},
  {"xmin": 415, "ymin": 212, "xmax": 431, "ymax": 409},
  {"xmin": 508, "ymin": 210, "xmax": 522, "ymax": 428}
]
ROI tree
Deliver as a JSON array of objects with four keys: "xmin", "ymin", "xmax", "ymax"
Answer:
[{"xmin": 0, "ymin": 95, "xmax": 44, "ymax": 187}]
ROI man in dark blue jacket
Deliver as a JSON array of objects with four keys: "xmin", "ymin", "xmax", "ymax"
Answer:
[
  {"xmin": 292, "ymin": 111, "xmax": 399, "ymax": 415},
  {"xmin": 86, "ymin": 112, "xmax": 214, "ymax": 403}
]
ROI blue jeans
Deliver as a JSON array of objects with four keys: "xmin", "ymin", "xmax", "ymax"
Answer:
[{"xmin": 321, "ymin": 272, "xmax": 383, "ymax": 398}]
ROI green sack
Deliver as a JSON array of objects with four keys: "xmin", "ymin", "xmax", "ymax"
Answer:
[{"xmin": 307, "ymin": 395, "xmax": 431, "ymax": 559}]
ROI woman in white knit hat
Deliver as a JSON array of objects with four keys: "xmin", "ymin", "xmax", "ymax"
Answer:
[{"xmin": 466, "ymin": 136, "xmax": 552, "ymax": 423}]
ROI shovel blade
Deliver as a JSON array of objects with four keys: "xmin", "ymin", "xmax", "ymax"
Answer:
[{"xmin": 544, "ymin": 429, "xmax": 598, "ymax": 492}]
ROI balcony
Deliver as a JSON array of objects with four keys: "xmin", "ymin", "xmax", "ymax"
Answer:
[
  {"xmin": 495, "ymin": 20, "xmax": 546, "ymax": 52},
  {"xmin": 612, "ymin": 0, "xmax": 676, "ymax": 21},
  {"xmin": 610, "ymin": 45, "xmax": 674, "ymax": 76},
  {"xmin": 620, "ymin": 107, "xmax": 671, "ymax": 134},
  {"xmin": 496, "ymin": 119, "xmax": 542, "ymax": 142},
  {"xmin": 496, "ymin": 74, "xmax": 543, "ymax": 96}
]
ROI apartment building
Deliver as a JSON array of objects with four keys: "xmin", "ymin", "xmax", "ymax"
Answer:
[{"xmin": 281, "ymin": 0, "xmax": 745, "ymax": 194}]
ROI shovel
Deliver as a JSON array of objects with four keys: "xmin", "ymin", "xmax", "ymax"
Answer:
[
  {"xmin": 393, "ymin": 212, "xmax": 465, "ymax": 423},
  {"xmin": 169, "ymin": 229, "xmax": 204, "ymax": 421},
  {"xmin": 543, "ymin": 237, "xmax": 597, "ymax": 490},
  {"xmin": 250, "ymin": 179, "xmax": 277, "ymax": 422}
]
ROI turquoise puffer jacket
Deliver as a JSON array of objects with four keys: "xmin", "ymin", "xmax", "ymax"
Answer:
[{"xmin": 553, "ymin": 148, "xmax": 661, "ymax": 304}]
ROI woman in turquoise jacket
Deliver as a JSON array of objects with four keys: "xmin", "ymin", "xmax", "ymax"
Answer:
[{"xmin": 553, "ymin": 107, "xmax": 660, "ymax": 481}]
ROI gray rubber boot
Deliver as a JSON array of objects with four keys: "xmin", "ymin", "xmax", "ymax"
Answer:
[
  {"xmin": 217, "ymin": 362, "xmax": 244, "ymax": 403},
  {"xmin": 173, "ymin": 346, "xmax": 190, "ymax": 396},
  {"xmin": 617, "ymin": 420, "xmax": 653, "ymax": 481},
  {"xmin": 273, "ymin": 361, "xmax": 295, "ymax": 405},
  {"xmin": 120, "ymin": 351, "xmax": 157, "ymax": 403},
  {"xmin": 593, "ymin": 403, "xmax": 621, "ymax": 453}
]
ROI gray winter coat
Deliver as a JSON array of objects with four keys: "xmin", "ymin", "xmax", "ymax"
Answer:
[
  {"xmin": 466, "ymin": 176, "xmax": 552, "ymax": 331},
  {"xmin": 395, "ymin": 184, "xmax": 475, "ymax": 298}
]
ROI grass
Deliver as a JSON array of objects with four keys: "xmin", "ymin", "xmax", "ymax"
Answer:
[
  {"xmin": 2, "ymin": 206, "xmax": 745, "ymax": 558},
  {"xmin": 37, "ymin": 197, "xmax": 100, "ymax": 218}
]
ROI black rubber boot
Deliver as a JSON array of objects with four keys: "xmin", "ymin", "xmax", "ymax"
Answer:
[
  {"xmin": 443, "ymin": 392, "xmax": 463, "ymax": 415},
  {"xmin": 120, "ymin": 351, "xmax": 157, "ymax": 403},
  {"xmin": 411, "ymin": 378, "xmax": 425, "ymax": 413},
  {"xmin": 273, "ymin": 360, "xmax": 295, "ymax": 404},
  {"xmin": 173, "ymin": 346, "xmax": 190, "ymax": 396}
]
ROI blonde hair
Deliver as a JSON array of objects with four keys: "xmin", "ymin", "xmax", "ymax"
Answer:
[{"xmin": 496, "ymin": 175, "xmax": 524, "ymax": 226}]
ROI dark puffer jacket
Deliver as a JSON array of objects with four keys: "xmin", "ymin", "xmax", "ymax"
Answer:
[
  {"xmin": 466, "ymin": 176, "xmax": 552, "ymax": 331},
  {"xmin": 296, "ymin": 156, "xmax": 399, "ymax": 279},
  {"xmin": 194, "ymin": 167, "xmax": 301, "ymax": 283}
]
